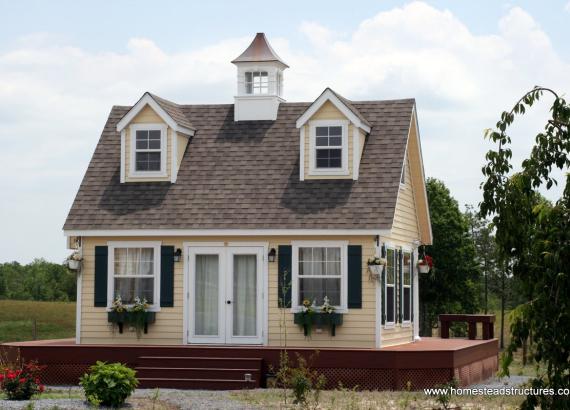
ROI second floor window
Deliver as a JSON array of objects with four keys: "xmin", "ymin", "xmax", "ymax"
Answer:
[
  {"xmin": 315, "ymin": 126, "xmax": 342, "ymax": 168},
  {"xmin": 135, "ymin": 130, "xmax": 162, "ymax": 172},
  {"xmin": 245, "ymin": 71, "xmax": 268, "ymax": 94}
]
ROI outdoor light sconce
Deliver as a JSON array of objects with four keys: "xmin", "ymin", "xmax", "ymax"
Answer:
[
  {"xmin": 268, "ymin": 248, "xmax": 276, "ymax": 263},
  {"xmin": 173, "ymin": 248, "xmax": 182, "ymax": 262}
]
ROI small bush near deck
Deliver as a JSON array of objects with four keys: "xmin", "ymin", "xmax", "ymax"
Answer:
[
  {"xmin": 0, "ymin": 361, "xmax": 45, "ymax": 400},
  {"xmin": 79, "ymin": 361, "xmax": 138, "ymax": 407}
]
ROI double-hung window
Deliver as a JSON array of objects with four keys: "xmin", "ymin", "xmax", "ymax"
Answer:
[
  {"xmin": 309, "ymin": 120, "xmax": 349, "ymax": 176},
  {"xmin": 108, "ymin": 242, "xmax": 161, "ymax": 310},
  {"xmin": 245, "ymin": 71, "xmax": 269, "ymax": 94},
  {"xmin": 402, "ymin": 250, "xmax": 412, "ymax": 323},
  {"xmin": 292, "ymin": 242, "xmax": 347, "ymax": 310},
  {"xmin": 130, "ymin": 124, "xmax": 167, "ymax": 176},
  {"xmin": 385, "ymin": 247, "xmax": 396, "ymax": 326}
]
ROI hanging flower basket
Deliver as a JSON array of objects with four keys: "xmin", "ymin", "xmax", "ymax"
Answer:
[
  {"xmin": 417, "ymin": 255, "xmax": 434, "ymax": 273},
  {"xmin": 68, "ymin": 259, "xmax": 81, "ymax": 270},
  {"xmin": 418, "ymin": 264, "xmax": 430, "ymax": 273},
  {"xmin": 368, "ymin": 264, "xmax": 384, "ymax": 281}
]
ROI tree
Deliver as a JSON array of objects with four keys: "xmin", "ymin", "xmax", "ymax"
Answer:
[
  {"xmin": 480, "ymin": 87, "xmax": 570, "ymax": 409},
  {"xmin": 419, "ymin": 178, "xmax": 481, "ymax": 336}
]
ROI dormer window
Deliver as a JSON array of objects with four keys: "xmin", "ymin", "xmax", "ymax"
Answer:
[
  {"xmin": 129, "ymin": 123, "xmax": 167, "ymax": 177},
  {"xmin": 308, "ymin": 120, "xmax": 349, "ymax": 176},
  {"xmin": 245, "ymin": 71, "xmax": 269, "ymax": 95}
]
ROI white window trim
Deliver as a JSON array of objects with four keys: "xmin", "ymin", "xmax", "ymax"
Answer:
[
  {"xmin": 291, "ymin": 240, "xmax": 349, "ymax": 313},
  {"xmin": 308, "ymin": 120, "xmax": 349, "ymax": 176},
  {"xmin": 107, "ymin": 241, "xmax": 162, "ymax": 312},
  {"xmin": 401, "ymin": 247, "xmax": 413, "ymax": 326},
  {"xmin": 129, "ymin": 123, "xmax": 168, "ymax": 178},
  {"xmin": 384, "ymin": 244, "xmax": 396, "ymax": 328}
]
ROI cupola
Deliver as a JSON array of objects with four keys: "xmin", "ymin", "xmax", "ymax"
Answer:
[{"xmin": 232, "ymin": 33, "xmax": 288, "ymax": 121}]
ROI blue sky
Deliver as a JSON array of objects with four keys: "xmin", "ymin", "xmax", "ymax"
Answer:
[{"xmin": 0, "ymin": 1, "xmax": 569, "ymax": 263}]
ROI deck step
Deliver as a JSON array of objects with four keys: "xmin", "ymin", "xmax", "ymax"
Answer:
[
  {"xmin": 137, "ymin": 356, "xmax": 263, "ymax": 369},
  {"xmin": 138, "ymin": 377, "xmax": 257, "ymax": 390},
  {"xmin": 135, "ymin": 356, "xmax": 263, "ymax": 389},
  {"xmin": 135, "ymin": 366, "xmax": 260, "ymax": 380}
]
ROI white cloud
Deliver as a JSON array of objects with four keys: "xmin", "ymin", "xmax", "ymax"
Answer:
[{"xmin": 0, "ymin": 1, "xmax": 568, "ymax": 263}]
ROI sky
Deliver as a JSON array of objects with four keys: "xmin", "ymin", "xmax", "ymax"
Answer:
[{"xmin": 0, "ymin": 0, "xmax": 569, "ymax": 264}]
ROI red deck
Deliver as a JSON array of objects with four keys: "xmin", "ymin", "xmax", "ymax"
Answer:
[{"xmin": 2, "ymin": 337, "xmax": 498, "ymax": 390}]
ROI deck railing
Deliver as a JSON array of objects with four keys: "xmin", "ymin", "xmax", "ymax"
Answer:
[{"xmin": 439, "ymin": 314, "xmax": 495, "ymax": 340}]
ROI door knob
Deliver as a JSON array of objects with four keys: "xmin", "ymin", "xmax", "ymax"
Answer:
[{"xmin": 226, "ymin": 300, "xmax": 232, "ymax": 305}]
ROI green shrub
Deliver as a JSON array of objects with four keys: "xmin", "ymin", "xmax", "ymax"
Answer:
[{"xmin": 79, "ymin": 361, "xmax": 138, "ymax": 407}]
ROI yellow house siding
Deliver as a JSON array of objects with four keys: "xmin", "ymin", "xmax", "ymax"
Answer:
[
  {"xmin": 124, "ymin": 105, "xmax": 172, "ymax": 183},
  {"xmin": 78, "ymin": 235, "xmax": 379, "ymax": 348},
  {"xmin": 176, "ymin": 133, "xmax": 189, "ymax": 169}
]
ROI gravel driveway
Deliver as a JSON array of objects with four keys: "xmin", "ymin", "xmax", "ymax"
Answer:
[{"xmin": 0, "ymin": 387, "xmax": 261, "ymax": 409}]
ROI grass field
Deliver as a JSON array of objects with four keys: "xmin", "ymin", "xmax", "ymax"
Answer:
[{"xmin": 0, "ymin": 300, "xmax": 76, "ymax": 343}]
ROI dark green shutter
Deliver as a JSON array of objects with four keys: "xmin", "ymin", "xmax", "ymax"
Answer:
[
  {"xmin": 381, "ymin": 244, "xmax": 386, "ymax": 324},
  {"xmin": 278, "ymin": 245, "xmax": 292, "ymax": 308},
  {"xmin": 160, "ymin": 246, "xmax": 175, "ymax": 307},
  {"xmin": 94, "ymin": 246, "xmax": 108, "ymax": 307},
  {"xmin": 347, "ymin": 245, "xmax": 362, "ymax": 309},
  {"xmin": 411, "ymin": 252, "xmax": 415, "ymax": 322},
  {"xmin": 398, "ymin": 249, "xmax": 404, "ymax": 323}
]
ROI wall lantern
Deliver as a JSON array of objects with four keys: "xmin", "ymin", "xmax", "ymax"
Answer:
[
  {"xmin": 173, "ymin": 248, "xmax": 182, "ymax": 262},
  {"xmin": 268, "ymin": 248, "xmax": 277, "ymax": 263}
]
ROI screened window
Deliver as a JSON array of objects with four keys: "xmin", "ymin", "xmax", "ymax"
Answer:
[
  {"xmin": 245, "ymin": 71, "xmax": 269, "ymax": 94},
  {"xmin": 315, "ymin": 126, "xmax": 343, "ymax": 169},
  {"xmin": 135, "ymin": 130, "xmax": 162, "ymax": 172},
  {"xmin": 297, "ymin": 247, "xmax": 342, "ymax": 306},
  {"xmin": 403, "ymin": 251, "xmax": 412, "ymax": 322},
  {"xmin": 385, "ymin": 248, "xmax": 396, "ymax": 325},
  {"xmin": 112, "ymin": 247, "xmax": 156, "ymax": 305}
]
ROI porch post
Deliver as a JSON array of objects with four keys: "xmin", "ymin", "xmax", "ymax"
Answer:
[{"xmin": 413, "ymin": 248, "xmax": 421, "ymax": 341}]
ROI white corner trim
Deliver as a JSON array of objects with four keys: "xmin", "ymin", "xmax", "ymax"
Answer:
[
  {"xmin": 116, "ymin": 93, "xmax": 195, "ymax": 135},
  {"xmin": 75, "ymin": 243, "xmax": 83, "ymax": 344},
  {"xmin": 64, "ymin": 228, "xmax": 391, "ymax": 237},
  {"xmin": 171, "ymin": 130, "xmax": 178, "ymax": 183},
  {"xmin": 413, "ymin": 247, "xmax": 420, "ymax": 340},
  {"xmin": 299, "ymin": 127, "xmax": 305, "ymax": 181},
  {"xmin": 129, "ymin": 123, "xmax": 168, "ymax": 178},
  {"xmin": 352, "ymin": 126, "xmax": 360, "ymax": 180},
  {"xmin": 120, "ymin": 130, "xmax": 126, "ymax": 183},
  {"xmin": 308, "ymin": 119, "xmax": 350, "ymax": 176},
  {"xmin": 295, "ymin": 89, "xmax": 371, "ymax": 133}
]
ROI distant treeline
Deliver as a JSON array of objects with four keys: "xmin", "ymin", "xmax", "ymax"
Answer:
[{"xmin": 0, "ymin": 259, "xmax": 76, "ymax": 302}]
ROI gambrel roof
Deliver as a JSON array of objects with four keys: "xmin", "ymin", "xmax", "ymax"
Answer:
[{"xmin": 64, "ymin": 98, "xmax": 420, "ymax": 233}]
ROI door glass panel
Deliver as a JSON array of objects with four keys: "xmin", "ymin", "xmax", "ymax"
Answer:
[
  {"xmin": 232, "ymin": 254, "xmax": 257, "ymax": 337},
  {"xmin": 194, "ymin": 255, "xmax": 219, "ymax": 336}
]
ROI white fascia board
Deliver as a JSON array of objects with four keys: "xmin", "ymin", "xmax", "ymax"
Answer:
[
  {"xmin": 116, "ymin": 93, "xmax": 195, "ymax": 136},
  {"xmin": 410, "ymin": 105, "xmax": 433, "ymax": 244},
  {"xmin": 296, "ymin": 89, "xmax": 371, "ymax": 133},
  {"xmin": 64, "ymin": 228, "xmax": 391, "ymax": 237}
]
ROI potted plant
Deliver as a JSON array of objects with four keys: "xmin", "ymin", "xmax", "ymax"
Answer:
[
  {"xmin": 417, "ymin": 255, "xmax": 434, "ymax": 273},
  {"xmin": 66, "ymin": 252, "xmax": 82, "ymax": 270},
  {"xmin": 367, "ymin": 256, "xmax": 387, "ymax": 281},
  {"xmin": 108, "ymin": 296, "xmax": 127, "ymax": 333}
]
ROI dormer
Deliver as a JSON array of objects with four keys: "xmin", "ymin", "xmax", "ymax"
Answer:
[
  {"xmin": 296, "ymin": 88, "xmax": 371, "ymax": 181},
  {"xmin": 116, "ymin": 92, "xmax": 195, "ymax": 183},
  {"xmin": 232, "ymin": 33, "xmax": 288, "ymax": 121}
]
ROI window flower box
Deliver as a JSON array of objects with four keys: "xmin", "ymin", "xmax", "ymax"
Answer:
[
  {"xmin": 294, "ymin": 312, "xmax": 343, "ymax": 337},
  {"xmin": 107, "ymin": 311, "xmax": 156, "ymax": 335}
]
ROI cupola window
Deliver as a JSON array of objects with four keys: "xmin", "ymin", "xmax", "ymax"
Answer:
[{"xmin": 245, "ymin": 71, "xmax": 269, "ymax": 95}]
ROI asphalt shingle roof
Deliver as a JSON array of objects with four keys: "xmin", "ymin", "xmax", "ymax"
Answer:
[{"xmin": 63, "ymin": 99, "xmax": 414, "ymax": 231}]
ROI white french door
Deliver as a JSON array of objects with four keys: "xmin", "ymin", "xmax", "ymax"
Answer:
[{"xmin": 188, "ymin": 246, "xmax": 264, "ymax": 344}]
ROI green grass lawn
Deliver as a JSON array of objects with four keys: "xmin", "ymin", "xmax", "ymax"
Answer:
[{"xmin": 0, "ymin": 300, "xmax": 76, "ymax": 343}]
